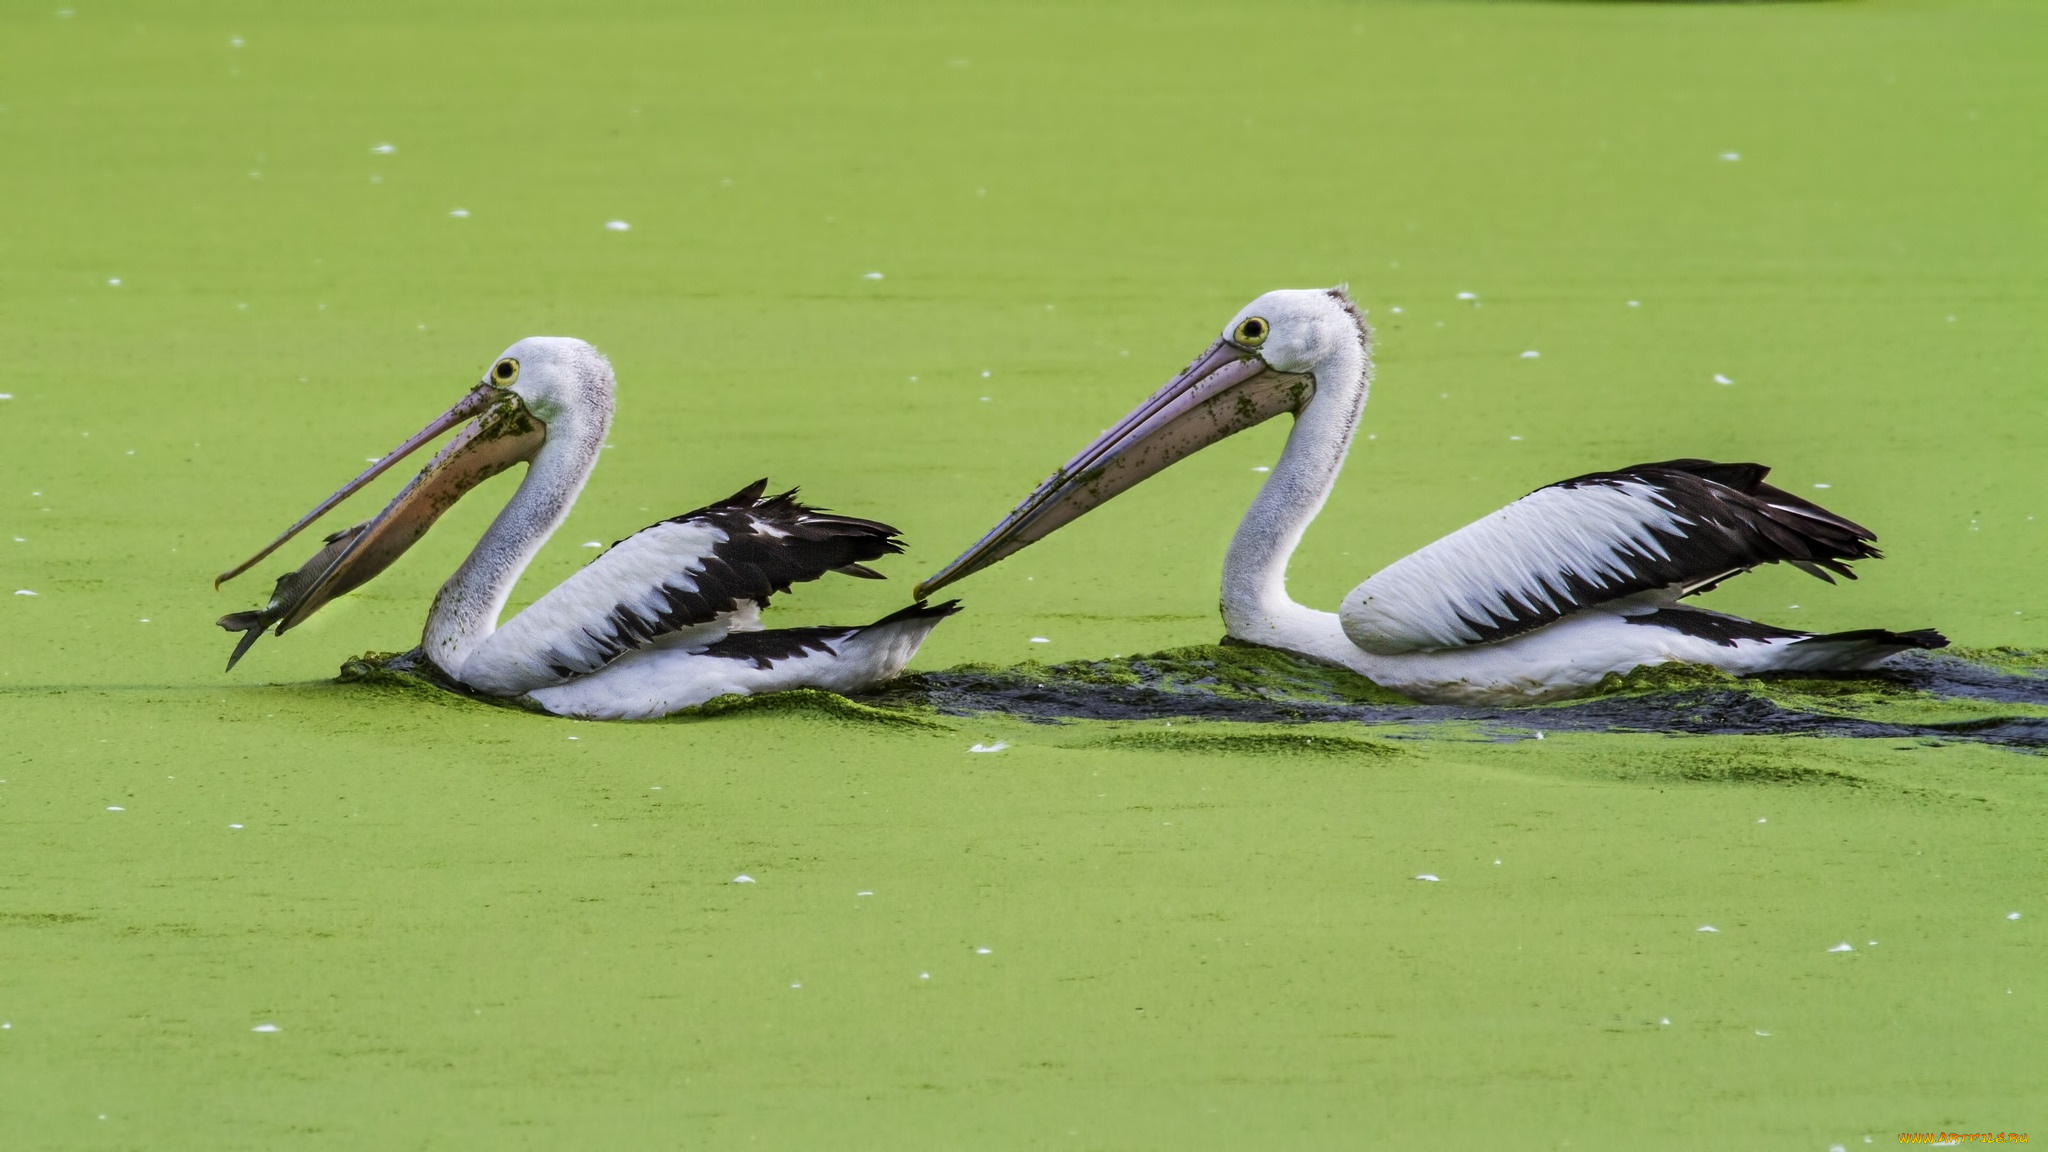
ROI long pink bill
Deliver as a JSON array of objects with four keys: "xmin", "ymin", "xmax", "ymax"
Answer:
[
  {"xmin": 215, "ymin": 384, "xmax": 545, "ymax": 669},
  {"xmin": 216, "ymin": 383, "xmax": 502, "ymax": 588},
  {"xmin": 915, "ymin": 339, "xmax": 1311, "ymax": 598}
]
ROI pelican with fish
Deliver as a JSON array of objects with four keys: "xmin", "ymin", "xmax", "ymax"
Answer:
[
  {"xmin": 217, "ymin": 337, "xmax": 956, "ymax": 719},
  {"xmin": 917, "ymin": 287, "xmax": 1943, "ymax": 704}
]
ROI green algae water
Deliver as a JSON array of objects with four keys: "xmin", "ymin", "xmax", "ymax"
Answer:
[{"xmin": 2, "ymin": 0, "xmax": 2044, "ymax": 1146}]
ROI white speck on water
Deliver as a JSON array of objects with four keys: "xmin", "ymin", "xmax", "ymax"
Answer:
[
  {"xmin": 1509, "ymin": 435, "xmax": 1523, "ymax": 442},
  {"xmin": 1414, "ymin": 873, "xmax": 1440, "ymax": 882},
  {"xmin": 1832, "ymin": 1144, "xmax": 1847, "ymax": 1152},
  {"xmin": 732, "ymin": 874, "xmax": 755, "ymax": 884},
  {"xmin": 1627, "ymin": 300, "xmax": 1640, "ymax": 307},
  {"xmin": 1029, "ymin": 637, "xmax": 1049, "ymax": 643},
  {"xmin": 604, "ymin": 220, "xmax": 630, "ymax": 231},
  {"xmin": 1698, "ymin": 925, "xmax": 1719, "ymax": 933},
  {"xmin": 1757, "ymin": 818, "xmax": 1768, "ymax": 824},
  {"xmin": 790, "ymin": 982, "xmax": 802, "ymax": 989},
  {"xmin": 1456, "ymin": 292, "xmax": 1477, "ymax": 301},
  {"xmin": 648, "ymin": 786, "xmax": 661, "ymax": 791},
  {"xmin": 981, "ymin": 370, "xmax": 991, "ymax": 378},
  {"xmin": 1660, "ymin": 1017, "xmax": 1671, "ymax": 1026},
  {"xmin": 1755, "ymin": 1030, "xmax": 1771, "ymax": 1037},
  {"xmin": 968, "ymin": 742, "xmax": 1007, "ymax": 753},
  {"xmin": 919, "ymin": 972, "xmax": 931, "ymax": 980},
  {"xmin": 1520, "ymin": 350, "xmax": 1539, "ymax": 359},
  {"xmin": 229, "ymin": 824, "xmax": 242, "ymax": 829},
  {"xmin": 1533, "ymin": 731, "xmax": 1544, "ymax": 740},
  {"xmin": 1828, "ymin": 942, "xmax": 1855, "ymax": 953},
  {"xmin": 1390, "ymin": 306, "xmax": 1403, "ymax": 314},
  {"xmin": 861, "ymin": 271, "xmax": 884, "ymax": 280},
  {"xmin": 230, "ymin": 36, "xmax": 243, "ymax": 47},
  {"xmin": 251, "ymin": 1023, "xmax": 279, "ymax": 1033},
  {"xmin": 1721, "ymin": 152, "xmax": 1741, "ymax": 161},
  {"xmin": 139, "ymin": 618, "xmax": 149, "ymax": 623},
  {"xmin": 1714, "ymin": 373, "xmax": 1735, "ymax": 386},
  {"xmin": 979, "ymin": 396, "xmax": 990, "ymax": 402},
  {"xmin": 449, "ymin": 209, "xmax": 469, "ymax": 218},
  {"xmin": 2008, "ymin": 911, "xmax": 2021, "ymax": 920},
  {"xmin": 857, "ymin": 891, "xmax": 873, "ymax": 897},
  {"xmin": 581, "ymin": 541, "xmax": 603, "ymax": 548},
  {"xmin": 108, "ymin": 278, "xmax": 121, "ymax": 286},
  {"xmin": 370, "ymin": 143, "xmax": 394, "ymax": 154},
  {"xmin": 1494, "ymin": 858, "xmax": 1502, "ymax": 865},
  {"xmin": 1252, "ymin": 466, "xmax": 1270, "ymax": 472},
  {"xmin": 975, "ymin": 947, "xmax": 992, "ymax": 955},
  {"xmin": 106, "ymin": 806, "xmax": 123, "ymax": 812},
  {"xmin": 1789, "ymin": 604, "xmax": 1801, "ymax": 610},
  {"xmin": 1, "ymin": 1022, "xmax": 9, "ymax": 1029},
  {"xmin": 14, "ymin": 590, "xmax": 36, "ymax": 596},
  {"xmin": 1869, "ymin": 940, "xmax": 1878, "ymax": 946},
  {"xmin": 566, "ymin": 736, "xmax": 578, "ymax": 741}
]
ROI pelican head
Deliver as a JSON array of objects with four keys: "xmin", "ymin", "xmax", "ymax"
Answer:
[
  {"xmin": 214, "ymin": 337, "xmax": 612, "ymax": 668},
  {"xmin": 916, "ymin": 287, "xmax": 1364, "ymax": 597}
]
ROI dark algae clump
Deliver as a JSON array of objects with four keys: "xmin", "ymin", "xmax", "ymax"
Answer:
[
  {"xmin": 331, "ymin": 644, "xmax": 2048, "ymax": 748},
  {"xmin": 851, "ymin": 645, "xmax": 2048, "ymax": 749}
]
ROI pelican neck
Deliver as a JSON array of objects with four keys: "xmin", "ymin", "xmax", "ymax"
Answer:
[
  {"xmin": 423, "ymin": 405, "xmax": 607, "ymax": 675},
  {"xmin": 1218, "ymin": 336, "xmax": 1371, "ymax": 641}
]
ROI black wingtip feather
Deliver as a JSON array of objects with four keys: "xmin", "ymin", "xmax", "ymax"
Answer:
[
  {"xmin": 567, "ymin": 482, "xmax": 920, "ymax": 676},
  {"xmin": 1558, "ymin": 458, "xmax": 1884, "ymax": 582},
  {"xmin": 867, "ymin": 599, "xmax": 964, "ymax": 626},
  {"xmin": 1794, "ymin": 627, "xmax": 1948, "ymax": 652}
]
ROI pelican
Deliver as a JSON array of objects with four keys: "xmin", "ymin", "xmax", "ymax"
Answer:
[
  {"xmin": 917, "ymin": 287, "xmax": 1943, "ymax": 704},
  {"xmin": 217, "ymin": 337, "xmax": 957, "ymax": 719}
]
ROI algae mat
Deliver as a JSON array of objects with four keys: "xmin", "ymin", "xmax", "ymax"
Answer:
[{"xmin": 2, "ymin": 0, "xmax": 2045, "ymax": 1147}]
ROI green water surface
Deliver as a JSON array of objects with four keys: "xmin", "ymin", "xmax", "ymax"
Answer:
[{"xmin": 2, "ymin": 1, "xmax": 2043, "ymax": 1147}]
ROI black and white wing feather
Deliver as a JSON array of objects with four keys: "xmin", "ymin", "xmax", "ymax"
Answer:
[
  {"xmin": 469, "ymin": 480, "xmax": 903, "ymax": 691},
  {"xmin": 1339, "ymin": 460, "xmax": 1881, "ymax": 655}
]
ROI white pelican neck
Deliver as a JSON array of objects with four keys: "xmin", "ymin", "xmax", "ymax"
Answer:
[
  {"xmin": 1219, "ymin": 328, "xmax": 1370, "ymax": 648},
  {"xmin": 424, "ymin": 401, "xmax": 608, "ymax": 676}
]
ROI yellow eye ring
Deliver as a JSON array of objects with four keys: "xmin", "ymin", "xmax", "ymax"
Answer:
[
  {"xmin": 490, "ymin": 358, "xmax": 520, "ymax": 386},
  {"xmin": 1233, "ymin": 316, "xmax": 1269, "ymax": 348}
]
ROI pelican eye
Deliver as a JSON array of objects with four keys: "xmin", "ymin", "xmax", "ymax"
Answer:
[
  {"xmin": 490, "ymin": 358, "xmax": 520, "ymax": 386},
  {"xmin": 1233, "ymin": 317, "xmax": 1269, "ymax": 348}
]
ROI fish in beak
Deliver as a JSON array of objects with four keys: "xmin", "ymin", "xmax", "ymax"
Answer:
[
  {"xmin": 215, "ymin": 380, "xmax": 545, "ymax": 669},
  {"xmin": 915, "ymin": 338, "xmax": 1312, "ymax": 598}
]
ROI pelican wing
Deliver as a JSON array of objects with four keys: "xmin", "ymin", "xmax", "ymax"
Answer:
[
  {"xmin": 1338, "ymin": 460, "xmax": 1881, "ymax": 655},
  {"xmin": 462, "ymin": 480, "xmax": 903, "ymax": 692}
]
